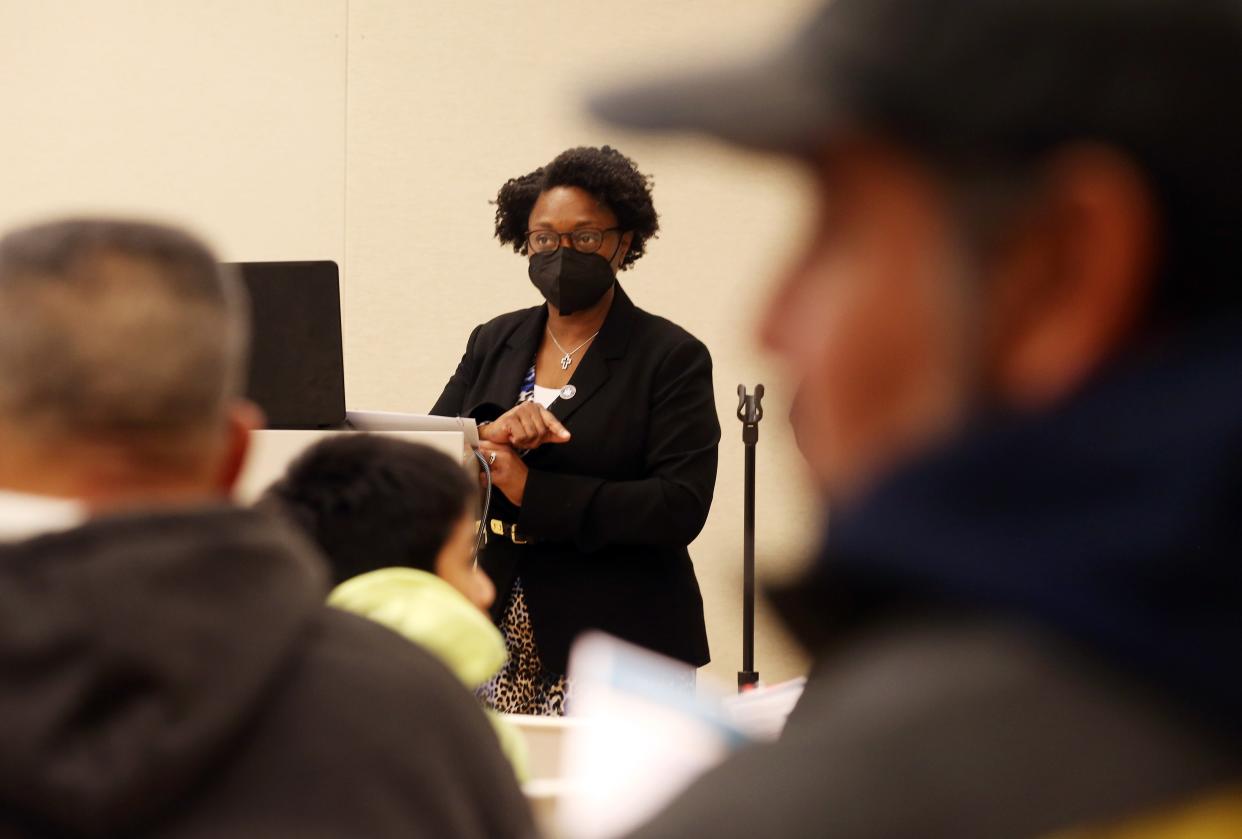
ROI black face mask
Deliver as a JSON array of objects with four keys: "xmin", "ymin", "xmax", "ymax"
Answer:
[{"xmin": 528, "ymin": 249, "xmax": 616, "ymax": 315}]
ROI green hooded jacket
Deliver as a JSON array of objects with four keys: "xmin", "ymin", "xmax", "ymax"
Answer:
[{"xmin": 329, "ymin": 567, "xmax": 530, "ymax": 780}]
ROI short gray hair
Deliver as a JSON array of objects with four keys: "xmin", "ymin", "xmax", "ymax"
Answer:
[{"xmin": 0, "ymin": 218, "xmax": 249, "ymax": 456}]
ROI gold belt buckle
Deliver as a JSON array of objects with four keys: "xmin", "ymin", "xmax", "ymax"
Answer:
[{"xmin": 488, "ymin": 519, "xmax": 528, "ymax": 545}]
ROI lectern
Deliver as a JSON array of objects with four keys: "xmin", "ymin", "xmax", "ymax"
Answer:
[{"xmin": 225, "ymin": 261, "xmax": 474, "ymax": 501}]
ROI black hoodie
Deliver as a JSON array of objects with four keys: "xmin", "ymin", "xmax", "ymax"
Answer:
[{"xmin": 0, "ymin": 506, "xmax": 533, "ymax": 838}]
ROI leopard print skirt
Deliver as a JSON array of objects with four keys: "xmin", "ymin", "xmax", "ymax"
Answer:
[{"xmin": 477, "ymin": 578, "xmax": 571, "ymax": 716}]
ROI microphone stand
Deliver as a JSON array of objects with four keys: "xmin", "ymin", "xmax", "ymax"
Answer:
[{"xmin": 737, "ymin": 384, "xmax": 764, "ymax": 692}]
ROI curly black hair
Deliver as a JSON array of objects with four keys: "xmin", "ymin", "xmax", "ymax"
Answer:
[{"xmin": 493, "ymin": 145, "xmax": 659, "ymax": 270}]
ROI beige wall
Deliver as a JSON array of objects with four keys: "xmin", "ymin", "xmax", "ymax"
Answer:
[
  {"xmin": 0, "ymin": 0, "xmax": 822, "ymax": 688},
  {"xmin": 0, "ymin": 0, "xmax": 347, "ymax": 263}
]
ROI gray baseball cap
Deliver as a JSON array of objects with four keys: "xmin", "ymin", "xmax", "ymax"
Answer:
[{"xmin": 589, "ymin": 0, "xmax": 1242, "ymax": 167}]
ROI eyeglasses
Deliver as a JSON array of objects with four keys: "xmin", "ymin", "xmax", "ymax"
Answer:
[{"xmin": 525, "ymin": 228, "xmax": 621, "ymax": 255}]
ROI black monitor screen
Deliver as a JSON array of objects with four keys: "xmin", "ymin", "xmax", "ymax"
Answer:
[{"xmin": 228, "ymin": 260, "xmax": 346, "ymax": 429}]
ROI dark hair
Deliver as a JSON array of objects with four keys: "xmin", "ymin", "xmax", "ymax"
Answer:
[
  {"xmin": 0, "ymin": 217, "xmax": 247, "ymax": 463},
  {"xmin": 260, "ymin": 435, "xmax": 477, "ymax": 585},
  {"xmin": 493, "ymin": 145, "xmax": 659, "ymax": 270}
]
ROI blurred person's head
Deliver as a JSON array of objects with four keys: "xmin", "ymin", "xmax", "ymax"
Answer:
[
  {"xmin": 260, "ymin": 435, "xmax": 494, "ymax": 611},
  {"xmin": 594, "ymin": 0, "xmax": 1242, "ymax": 501},
  {"xmin": 0, "ymin": 218, "xmax": 258, "ymax": 507}
]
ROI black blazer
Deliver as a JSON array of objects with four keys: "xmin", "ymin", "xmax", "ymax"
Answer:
[{"xmin": 432, "ymin": 285, "xmax": 719, "ymax": 672}]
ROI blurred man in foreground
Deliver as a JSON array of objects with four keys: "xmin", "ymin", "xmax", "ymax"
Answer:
[
  {"xmin": 595, "ymin": 0, "xmax": 1242, "ymax": 835},
  {"xmin": 0, "ymin": 219, "xmax": 532, "ymax": 837}
]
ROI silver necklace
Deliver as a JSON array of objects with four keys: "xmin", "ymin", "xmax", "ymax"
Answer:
[{"xmin": 547, "ymin": 327, "xmax": 600, "ymax": 371}]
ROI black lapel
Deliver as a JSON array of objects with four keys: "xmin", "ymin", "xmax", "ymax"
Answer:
[
  {"xmin": 549, "ymin": 342, "xmax": 608, "ymax": 424},
  {"xmin": 548, "ymin": 283, "xmax": 636, "ymax": 424},
  {"xmin": 479, "ymin": 305, "xmax": 546, "ymax": 411}
]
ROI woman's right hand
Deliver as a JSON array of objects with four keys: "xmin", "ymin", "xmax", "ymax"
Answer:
[{"xmin": 481, "ymin": 402, "xmax": 571, "ymax": 450}]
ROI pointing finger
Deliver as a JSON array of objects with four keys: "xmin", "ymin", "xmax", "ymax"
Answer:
[{"xmin": 540, "ymin": 408, "xmax": 571, "ymax": 442}]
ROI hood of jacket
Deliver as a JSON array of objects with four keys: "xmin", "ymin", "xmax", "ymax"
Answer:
[
  {"xmin": 329, "ymin": 567, "xmax": 507, "ymax": 689},
  {"xmin": 0, "ymin": 504, "xmax": 328, "ymax": 835},
  {"xmin": 784, "ymin": 318, "xmax": 1242, "ymax": 746}
]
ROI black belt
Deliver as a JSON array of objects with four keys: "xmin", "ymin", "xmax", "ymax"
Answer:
[{"xmin": 483, "ymin": 518, "xmax": 534, "ymax": 546}]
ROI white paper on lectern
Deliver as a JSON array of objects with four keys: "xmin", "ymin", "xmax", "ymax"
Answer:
[{"xmin": 346, "ymin": 410, "xmax": 480, "ymax": 448}]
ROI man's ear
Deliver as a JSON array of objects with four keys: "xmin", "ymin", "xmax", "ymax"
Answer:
[
  {"xmin": 216, "ymin": 399, "xmax": 264, "ymax": 496},
  {"xmin": 985, "ymin": 145, "xmax": 1158, "ymax": 408}
]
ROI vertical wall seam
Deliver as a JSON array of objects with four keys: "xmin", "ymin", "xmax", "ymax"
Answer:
[{"xmin": 341, "ymin": 0, "xmax": 351, "ymax": 388}]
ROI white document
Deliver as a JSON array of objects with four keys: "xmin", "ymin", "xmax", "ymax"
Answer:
[
  {"xmin": 346, "ymin": 410, "xmax": 480, "ymax": 449},
  {"xmin": 722, "ymin": 677, "xmax": 806, "ymax": 742},
  {"xmin": 557, "ymin": 633, "xmax": 746, "ymax": 839}
]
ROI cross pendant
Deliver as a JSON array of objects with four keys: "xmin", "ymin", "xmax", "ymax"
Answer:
[{"xmin": 560, "ymin": 353, "xmax": 572, "ymax": 371}]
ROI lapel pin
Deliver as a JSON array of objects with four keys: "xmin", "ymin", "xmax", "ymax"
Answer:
[{"xmin": 560, "ymin": 385, "xmax": 577, "ymax": 400}]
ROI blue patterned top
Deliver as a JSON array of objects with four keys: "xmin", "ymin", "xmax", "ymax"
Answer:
[{"xmin": 517, "ymin": 363, "xmax": 536, "ymax": 405}]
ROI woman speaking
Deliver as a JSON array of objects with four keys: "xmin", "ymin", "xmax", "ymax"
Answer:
[{"xmin": 433, "ymin": 146, "xmax": 720, "ymax": 715}]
